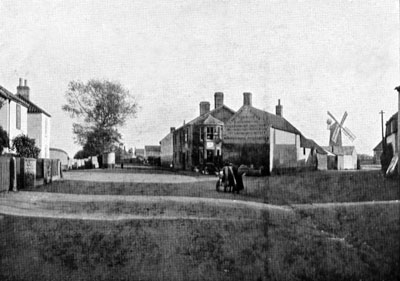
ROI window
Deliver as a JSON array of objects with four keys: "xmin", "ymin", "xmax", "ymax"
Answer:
[
  {"xmin": 200, "ymin": 127, "xmax": 203, "ymax": 141},
  {"xmin": 16, "ymin": 104, "xmax": 21, "ymax": 130},
  {"xmin": 303, "ymin": 147, "xmax": 306, "ymax": 155},
  {"xmin": 45, "ymin": 118, "xmax": 48, "ymax": 136},
  {"xmin": 206, "ymin": 127, "xmax": 215, "ymax": 140}
]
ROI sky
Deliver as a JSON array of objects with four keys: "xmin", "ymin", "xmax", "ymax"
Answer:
[{"xmin": 0, "ymin": 0, "xmax": 398, "ymax": 157}]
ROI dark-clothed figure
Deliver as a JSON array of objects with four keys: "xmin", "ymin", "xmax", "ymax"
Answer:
[{"xmin": 222, "ymin": 163, "xmax": 244, "ymax": 194}]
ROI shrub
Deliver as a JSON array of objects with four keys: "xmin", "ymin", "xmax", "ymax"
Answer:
[
  {"xmin": 0, "ymin": 126, "xmax": 9, "ymax": 154},
  {"xmin": 12, "ymin": 134, "xmax": 41, "ymax": 158}
]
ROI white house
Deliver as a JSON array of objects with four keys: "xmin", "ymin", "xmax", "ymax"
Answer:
[
  {"xmin": 0, "ymin": 84, "xmax": 28, "ymax": 153},
  {"xmin": 16, "ymin": 79, "xmax": 51, "ymax": 158},
  {"xmin": 160, "ymin": 127, "xmax": 175, "ymax": 167}
]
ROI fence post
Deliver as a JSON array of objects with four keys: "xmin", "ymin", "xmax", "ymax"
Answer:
[{"xmin": 10, "ymin": 157, "xmax": 17, "ymax": 192}]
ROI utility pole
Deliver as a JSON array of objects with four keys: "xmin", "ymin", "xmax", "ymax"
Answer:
[{"xmin": 379, "ymin": 110, "xmax": 385, "ymax": 145}]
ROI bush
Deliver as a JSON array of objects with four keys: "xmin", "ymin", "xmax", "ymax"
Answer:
[
  {"xmin": 12, "ymin": 134, "xmax": 41, "ymax": 158},
  {"xmin": 0, "ymin": 126, "xmax": 9, "ymax": 154}
]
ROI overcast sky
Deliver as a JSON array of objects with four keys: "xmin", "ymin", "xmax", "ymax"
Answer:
[{"xmin": 0, "ymin": 0, "xmax": 398, "ymax": 156}]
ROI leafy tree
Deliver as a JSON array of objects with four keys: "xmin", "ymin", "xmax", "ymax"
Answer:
[
  {"xmin": 12, "ymin": 134, "xmax": 41, "ymax": 158},
  {"xmin": 62, "ymin": 79, "xmax": 138, "ymax": 153},
  {"xmin": 0, "ymin": 126, "xmax": 9, "ymax": 154},
  {"xmin": 74, "ymin": 150, "xmax": 91, "ymax": 159}
]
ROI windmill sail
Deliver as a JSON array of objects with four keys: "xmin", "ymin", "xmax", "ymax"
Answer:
[{"xmin": 327, "ymin": 111, "xmax": 355, "ymax": 146}]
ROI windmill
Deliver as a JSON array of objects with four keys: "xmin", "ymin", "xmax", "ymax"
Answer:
[{"xmin": 327, "ymin": 111, "xmax": 356, "ymax": 147}]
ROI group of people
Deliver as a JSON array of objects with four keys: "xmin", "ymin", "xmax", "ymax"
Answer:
[{"xmin": 216, "ymin": 162, "xmax": 244, "ymax": 194}]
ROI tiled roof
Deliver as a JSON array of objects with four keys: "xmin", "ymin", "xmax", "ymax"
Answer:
[
  {"xmin": 373, "ymin": 140, "xmax": 383, "ymax": 151},
  {"xmin": 0, "ymin": 85, "xmax": 29, "ymax": 107},
  {"xmin": 176, "ymin": 105, "xmax": 236, "ymax": 130},
  {"xmin": 300, "ymin": 135, "xmax": 327, "ymax": 154},
  {"xmin": 16, "ymin": 94, "xmax": 51, "ymax": 117},
  {"xmin": 232, "ymin": 105, "xmax": 301, "ymax": 135}
]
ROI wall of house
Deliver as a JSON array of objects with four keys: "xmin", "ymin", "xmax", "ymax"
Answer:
[
  {"xmin": 42, "ymin": 115, "xmax": 51, "ymax": 158},
  {"xmin": 0, "ymin": 100, "xmax": 9, "ymax": 134},
  {"xmin": 387, "ymin": 133, "xmax": 397, "ymax": 154},
  {"xmin": 8, "ymin": 101, "xmax": 28, "ymax": 151},
  {"xmin": 27, "ymin": 113, "xmax": 43, "ymax": 157},
  {"xmin": 270, "ymin": 128, "xmax": 299, "ymax": 172},
  {"xmin": 160, "ymin": 133, "xmax": 173, "ymax": 166}
]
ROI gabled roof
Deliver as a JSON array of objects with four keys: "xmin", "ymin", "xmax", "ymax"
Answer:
[
  {"xmin": 176, "ymin": 104, "xmax": 235, "ymax": 131},
  {"xmin": 201, "ymin": 115, "xmax": 224, "ymax": 126},
  {"xmin": 322, "ymin": 146, "xmax": 356, "ymax": 156},
  {"xmin": 0, "ymin": 85, "xmax": 29, "ymax": 107},
  {"xmin": 229, "ymin": 105, "xmax": 301, "ymax": 135},
  {"xmin": 300, "ymin": 135, "xmax": 327, "ymax": 154},
  {"xmin": 16, "ymin": 94, "xmax": 51, "ymax": 117},
  {"xmin": 373, "ymin": 140, "xmax": 383, "ymax": 151}
]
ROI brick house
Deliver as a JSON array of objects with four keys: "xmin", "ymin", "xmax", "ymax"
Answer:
[
  {"xmin": 223, "ymin": 93, "xmax": 324, "ymax": 174},
  {"xmin": 172, "ymin": 92, "xmax": 235, "ymax": 170}
]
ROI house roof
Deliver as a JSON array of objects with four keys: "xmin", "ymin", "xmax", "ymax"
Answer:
[
  {"xmin": 176, "ymin": 105, "xmax": 235, "ymax": 131},
  {"xmin": 135, "ymin": 148, "xmax": 145, "ymax": 155},
  {"xmin": 322, "ymin": 146, "xmax": 356, "ymax": 156},
  {"xmin": 300, "ymin": 135, "xmax": 327, "ymax": 154},
  {"xmin": 201, "ymin": 115, "xmax": 224, "ymax": 126},
  {"xmin": 231, "ymin": 105, "xmax": 301, "ymax": 135},
  {"xmin": 16, "ymin": 94, "xmax": 51, "ymax": 117},
  {"xmin": 0, "ymin": 85, "xmax": 29, "ymax": 107},
  {"xmin": 50, "ymin": 147, "xmax": 69, "ymax": 156},
  {"xmin": 373, "ymin": 140, "xmax": 383, "ymax": 151},
  {"xmin": 145, "ymin": 145, "xmax": 161, "ymax": 152}
]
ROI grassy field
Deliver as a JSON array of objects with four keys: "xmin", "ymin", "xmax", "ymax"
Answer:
[
  {"xmin": 0, "ymin": 202, "xmax": 398, "ymax": 281},
  {"xmin": 2, "ymin": 169, "xmax": 399, "ymax": 280},
  {"xmin": 27, "ymin": 170, "xmax": 399, "ymax": 204}
]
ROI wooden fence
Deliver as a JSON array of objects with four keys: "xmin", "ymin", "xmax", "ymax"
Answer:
[{"xmin": 0, "ymin": 157, "xmax": 11, "ymax": 192}]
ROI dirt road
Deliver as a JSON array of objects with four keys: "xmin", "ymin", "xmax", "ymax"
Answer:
[{"xmin": 64, "ymin": 171, "xmax": 215, "ymax": 183}]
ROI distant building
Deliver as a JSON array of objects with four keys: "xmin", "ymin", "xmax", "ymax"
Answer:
[
  {"xmin": 135, "ymin": 148, "xmax": 145, "ymax": 159},
  {"xmin": 322, "ymin": 146, "xmax": 358, "ymax": 170},
  {"xmin": 144, "ymin": 145, "xmax": 161, "ymax": 159},
  {"xmin": 160, "ymin": 127, "xmax": 174, "ymax": 167},
  {"xmin": 173, "ymin": 92, "xmax": 235, "ymax": 170},
  {"xmin": 0, "ymin": 84, "xmax": 28, "ymax": 153},
  {"xmin": 373, "ymin": 140, "xmax": 383, "ymax": 164},
  {"xmin": 223, "ymin": 93, "xmax": 324, "ymax": 173},
  {"xmin": 385, "ymin": 112, "xmax": 398, "ymax": 154},
  {"xmin": 50, "ymin": 147, "xmax": 70, "ymax": 170},
  {"xmin": 16, "ymin": 79, "xmax": 51, "ymax": 158}
]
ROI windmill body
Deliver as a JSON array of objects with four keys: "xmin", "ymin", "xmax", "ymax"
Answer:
[{"xmin": 324, "ymin": 111, "xmax": 358, "ymax": 170}]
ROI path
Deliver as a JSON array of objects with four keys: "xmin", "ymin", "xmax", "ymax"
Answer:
[{"xmin": 1, "ymin": 191, "xmax": 399, "ymax": 221}]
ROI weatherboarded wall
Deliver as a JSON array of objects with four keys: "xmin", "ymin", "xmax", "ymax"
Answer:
[{"xmin": 0, "ymin": 157, "xmax": 10, "ymax": 192}]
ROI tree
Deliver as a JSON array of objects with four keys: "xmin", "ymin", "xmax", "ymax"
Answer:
[
  {"xmin": 12, "ymin": 134, "xmax": 41, "ymax": 158},
  {"xmin": 62, "ymin": 79, "xmax": 138, "ymax": 153},
  {"xmin": 0, "ymin": 126, "xmax": 9, "ymax": 154}
]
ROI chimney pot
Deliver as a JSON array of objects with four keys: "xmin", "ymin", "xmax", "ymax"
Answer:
[
  {"xmin": 243, "ymin": 92, "xmax": 252, "ymax": 106},
  {"xmin": 19, "ymin": 78, "xmax": 23, "ymax": 86},
  {"xmin": 214, "ymin": 92, "xmax": 224, "ymax": 109},
  {"xmin": 24, "ymin": 79, "xmax": 27, "ymax": 86},
  {"xmin": 199, "ymin": 101, "xmax": 210, "ymax": 116}
]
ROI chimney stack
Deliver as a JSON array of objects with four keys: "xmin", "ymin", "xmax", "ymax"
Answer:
[
  {"xmin": 214, "ymin": 92, "xmax": 224, "ymax": 109},
  {"xmin": 276, "ymin": 99, "xmax": 283, "ymax": 117},
  {"xmin": 199, "ymin": 101, "xmax": 210, "ymax": 116},
  {"xmin": 16, "ymin": 78, "xmax": 30, "ymax": 100},
  {"xmin": 170, "ymin": 127, "xmax": 175, "ymax": 133},
  {"xmin": 243, "ymin": 92, "xmax": 252, "ymax": 106}
]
